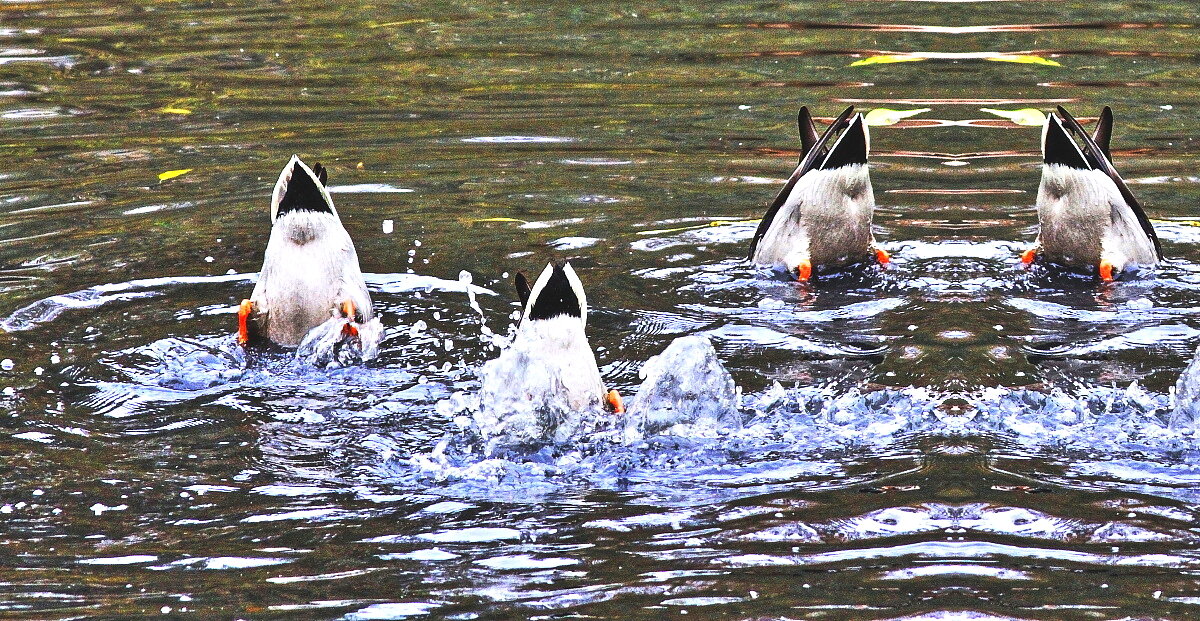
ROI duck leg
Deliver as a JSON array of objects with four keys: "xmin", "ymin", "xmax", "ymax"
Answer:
[
  {"xmin": 1099, "ymin": 260, "xmax": 1116, "ymax": 282},
  {"xmin": 605, "ymin": 389, "xmax": 625, "ymax": 414},
  {"xmin": 874, "ymin": 247, "xmax": 890, "ymax": 265},
  {"xmin": 340, "ymin": 300, "xmax": 359, "ymax": 338},
  {"xmin": 1021, "ymin": 247, "xmax": 1038, "ymax": 265},
  {"xmin": 237, "ymin": 299, "xmax": 257, "ymax": 345},
  {"xmin": 796, "ymin": 260, "xmax": 812, "ymax": 282}
]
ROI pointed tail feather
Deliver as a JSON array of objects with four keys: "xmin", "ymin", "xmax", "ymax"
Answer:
[
  {"xmin": 797, "ymin": 106, "xmax": 820, "ymax": 164},
  {"xmin": 1092, "ymin": 106, "xmax": 1113, "ymax": 162},
  {"xmin": 271, "ymin": 155, "xmax": 338, "ymax": 220},
  {"xmin": 1042, "ymin": 114, "xmax": 1089, "ymax": 169},
  {"xmin": 819, "ymin": 113, "xmax": 869, "ymax": 170}
]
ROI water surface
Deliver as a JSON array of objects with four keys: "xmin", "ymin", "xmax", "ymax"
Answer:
[{"xmin": 2, "ymin": 1, "xmax": 1200, "ymax": 619}]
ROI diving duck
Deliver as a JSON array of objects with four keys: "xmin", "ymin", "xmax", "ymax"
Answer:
[
  {"xmin": 473, "ymin": 262, "xmax": 622, "ymax": 445},
  {"xmin": 238, "ymin": 155, "xmax": 382, "ymax": 365},
  {"xmin": 1023, "ymin": 106, "xmax": 1161, "ymax": 281},
  {"xmin": 749, "ymin": 105, "xmax": 888, "ymax": 281},
  {"xmin": 513, "ymin": 262, "xmax": 622, "ymax": 413}
]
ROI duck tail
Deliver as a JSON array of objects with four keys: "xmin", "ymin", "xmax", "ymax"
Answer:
[{"xmin": 270, "ymin": 155, "xmax": 338, "ymax": 220}]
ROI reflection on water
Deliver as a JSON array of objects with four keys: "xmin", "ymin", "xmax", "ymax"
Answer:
[{"xmin": 2, "ymin": 0, "xmax": 1200, "ymax": 619}]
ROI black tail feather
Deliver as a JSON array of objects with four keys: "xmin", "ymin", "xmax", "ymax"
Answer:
[
  {"xmin": 527, "ymin": 263, "xmax": 582, "ymax": 321},
  {"xmin": 797, "ymin": 106, "xmax": 820, "ymax": 164},
  {"xmin": 313, "ymin": 162, "xmax": 328, "ymax": 186},
  {"xmin": 276, "ymin": 160, "xmax": 333, "ymax": 218},
  {"xmin": 1043, "ymin": 115, "xmax": 1090, "ymax": 169},
  {"xmin": 515, "ymin": 272, "xmax": 531, "ymax": 310},
  {"xmin": 1092, "ymin": 106, "xmax": 1113, "ymax": 162},
  {"xmin": 819, "ymin": 114, "xmax": 868, "ymax": 170}
]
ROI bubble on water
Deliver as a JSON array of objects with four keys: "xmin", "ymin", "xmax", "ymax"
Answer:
[
  {"xmin": 296, "ymin": 315, "xmax": 383, "ymax": 369},
  {"xmin": 1171, "ymin": 346, "xmax": 1200, "ymax": 430},
  {"xmin": 625, "ymin": 335, "xmax": 741, "ymax": 441},
  {"xmin": 459, "ymin": 270, "xmax": 483, "ymax": 320},
  {"xmin": 49, "ymin": 354, "xmax": 59, "ymax": 364},
  {"xmin": 414, "ymin": 239, "xmax": 421, "ymax": 247},
  {"xmin": 90, "ymin": 503, "xmax": 128, "ymax": 515}
]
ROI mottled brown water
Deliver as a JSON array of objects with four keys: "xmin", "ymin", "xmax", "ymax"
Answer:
[{"xmin": 3, "ymin": 1, "xmax": 1200, "ymax": 619}]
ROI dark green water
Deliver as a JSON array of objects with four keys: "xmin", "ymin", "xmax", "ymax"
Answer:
[{"xmin": 3, "ymin": 1, "xmax": 1200, "ymax": 619}]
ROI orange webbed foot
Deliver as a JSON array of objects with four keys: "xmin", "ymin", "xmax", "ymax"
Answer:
[
  {"xmin": 340, "ymin": 300, "xmax": 360, "ymax": 337},
  {"xmin": 237, "ymin": 299, "xmax": 255, "ymax": 345},
  {"xmin": 874, "ymin": 247, "xmax": 890, "ymax": 266},
  {"xmin": 796, "ymin": 260, "xmax": 812, "ymax": 282},
  {"xmin": 605, "ymin": 389, "xmax": 625, "ymax": 414},
  {"xmin": 1020, "ymin": 248, "xmax": 1037, "ymax": 266},
  {"xmin": 1099, "ymin": 260, "xmax": 1116, "ymax": 282}
]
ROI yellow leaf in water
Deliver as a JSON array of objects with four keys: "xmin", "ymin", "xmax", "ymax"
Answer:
[
  {"xmin": 370, "ymin": 18, "xmax": 429, "ymax": 28},
  {"xmin": 849, "ymin": 54, "xmax": 924, "ymax": 67},
  {"xmin": 984, "ymin": 54, "xmax": 1061, "ymax": 66},
  {"xmin": 864, "ymin": 107, "xmax": 931, "ymax": 126},
  {"xmin": 639, "ymin": 218, "xmax": 759, "ymax": 236},
  {"xmin": 979, "ymin": 108, "xmax": 1047, "ymax": 126},
  {"xmin": 467, "ymin": 217, "xmax": 528, "ymax": 224},
  {"xmin": 159, "ymin": 107, "xmax": 191, "ymax": 115},
  {"xmin": 158, "ymin": 169, "xmax": 192, "ymax": 181}
]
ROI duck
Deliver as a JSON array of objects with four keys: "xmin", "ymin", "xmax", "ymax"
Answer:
[
  {"xmin": 749, "ymin": 105, "xmax": 888, "ymax": 281},
  {"xmin": 1022, "ymin": 106, "xmax": 1161, "ymax": 281},
  {"xmin": 513, "ymin": 262, "xmax": 623, "ymax": 413},
  {"xmin": 238, "ymin": 155, "xmax": 382, "ymax": 364},
  {"xmin": 477, "ymin": 261, "xmax": 622, "ymax": 440}
]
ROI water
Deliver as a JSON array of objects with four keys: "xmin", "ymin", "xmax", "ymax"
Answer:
[{"xmin": 3, "ymin": 1, "xmax": 1200, "ymax": 618}]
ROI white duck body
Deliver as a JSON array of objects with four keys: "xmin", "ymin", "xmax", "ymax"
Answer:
[
  {"xmin": 475, "ymin": 262, "xmax": 606, "ymax": 445},
  {"xmin": 492, "ymin": 314, "xmax": 605, "ymax": 413},
  {"xmin": 749, "ymin": 107, "xmax": 879, "ymax": 277},
  {"xmin": 245, "ymin": 156, "xmax": 380, "ymax": 355},
  {"xmin": 751, "ymin": 163, "xmax": 875, "ymax": 270},
  {"xmin": 1036, "ymin": 164, "xmax": 1158, "ymax": 271},
  {"xmin": 1031, "ymin": 107, "xmax": 1161, "ymax": 276}
]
